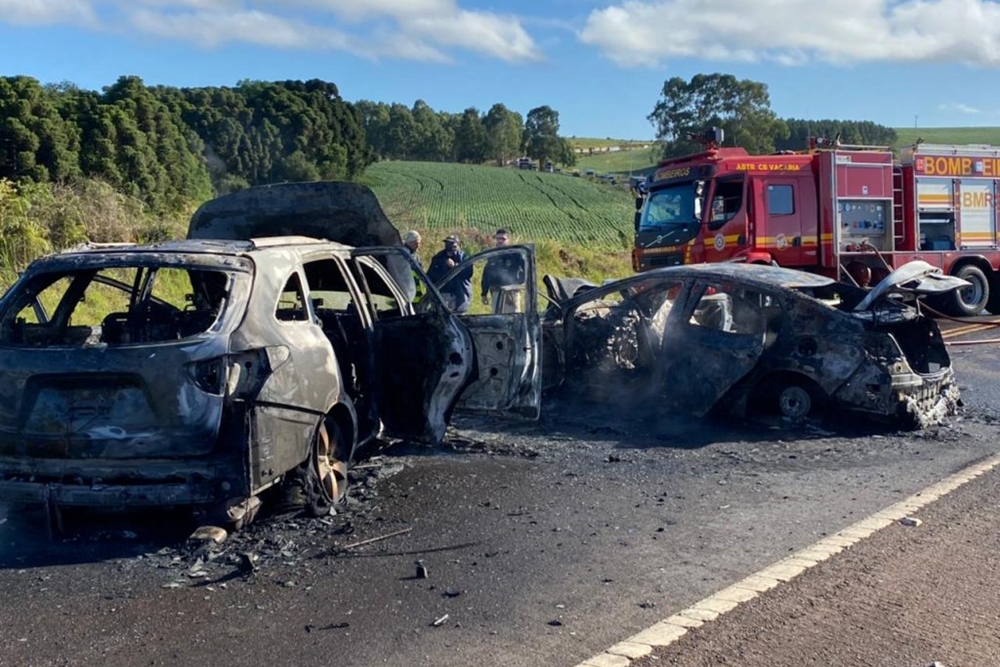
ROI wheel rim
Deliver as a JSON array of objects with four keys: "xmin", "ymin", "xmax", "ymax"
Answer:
[
  {"xmin": 314, "ymin": 422, "xmax": 348, "ymax": 504},
  {"xmin": 778, "ymin": 385, "xmax": 811, "ymax": 420},
  {"xmin": 959, "ymin": 280, "xmax": 984, "ymax": 309}
]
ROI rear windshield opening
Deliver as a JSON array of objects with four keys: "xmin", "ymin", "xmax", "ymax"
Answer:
[{"xmin": 0, "ymin": 265, "xmax": 234, "ymax": 347}]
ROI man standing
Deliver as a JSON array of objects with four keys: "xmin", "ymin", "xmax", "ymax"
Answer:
[
  {"xmin": 403, "ymin": 230, "xmax": 422, "ymax": 268},
  {"xmin": 480, "ymin": 228, "xmax": 525, "ymax": 313},
  {"xmin": 427, "ymin": 235, "xmax": 473, "ymax": 313},
  {"xmin": 394, "ymin": 230, "xmax": 423, "ymax": 302}
]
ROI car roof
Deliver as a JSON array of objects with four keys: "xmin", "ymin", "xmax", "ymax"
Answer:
[
  {"xmin": 22, "ymin": 236, "xmax": 355, "ymax": 270},
  {"xmin": 641, "ymin": 263, "xmax": 836, "ymax": 290}
]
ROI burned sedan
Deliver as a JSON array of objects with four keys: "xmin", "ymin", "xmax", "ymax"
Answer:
[
  {"xmin": 541, "ymin": 262, "xmax": 965, "ymax": 429},
  {"xmin": 0, "ymin": 182, "xmax": 540, "ymax": 524}
]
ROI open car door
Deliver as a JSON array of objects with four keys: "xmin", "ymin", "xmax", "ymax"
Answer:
[
  {"xmin": 435, "ymin": 245, "xmax": 541, "ymax": 419},
  {"xmin": 349, "ymin": 248, "xmax": 475, "ymax": 444}
]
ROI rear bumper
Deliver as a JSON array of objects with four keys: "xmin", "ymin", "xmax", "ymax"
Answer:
[
  {"xmin": 0, "ymin": 479, "xmax": 221, "ymax": 507},
  {"xmin": 0, "ymin": 456, "xmax": 238, "ymax": 508},
  {"xmin": 836, "ymin": 365, "xmax": 959, "ymax": 428}
]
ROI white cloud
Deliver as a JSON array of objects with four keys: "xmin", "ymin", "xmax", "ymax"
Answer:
[
  {"xmin": 580, "ymin": 0, "xmax": 1000, "ymax": 68},
  {"xmin": 128, "ymin": 8, "xmax": 332, "ymax": 50},
  {"xmin": 939, "ymin": 102, "xmax": 982, "ymax": 114},
  {"xmin": 0, "ymin": 0, "xmax": 98, "ymax": 26},
  {"xmin": 100, "ymin": 0, "xmax": 539, "ymax": 63}
]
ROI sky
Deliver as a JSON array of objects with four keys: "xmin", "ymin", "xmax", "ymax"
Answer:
[{"xmin": 1, "ymin": 0, "xmax": 999, "ymax": 140}]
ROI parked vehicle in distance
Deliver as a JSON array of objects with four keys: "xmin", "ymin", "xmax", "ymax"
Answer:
[
  {"xmin": 0, "ymin": 182, "xmax": 540, "ymax": 526},
  {"xmin": 541, "ymin": 261, "xmax": 966, "ymax": 429}
]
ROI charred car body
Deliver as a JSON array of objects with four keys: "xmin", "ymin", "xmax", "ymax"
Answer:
[
  {"xmin": 0, "ymin": 182, "xmax": 540, "ymax": 522},
  {"xmin": 541, "ymin": 262, "xmax": 965, "ymax": 429}
]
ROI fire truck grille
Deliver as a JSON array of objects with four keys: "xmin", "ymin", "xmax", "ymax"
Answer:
[{"xmin": 647, "ymin": 252, "xmax": 684, "ymax": 268}]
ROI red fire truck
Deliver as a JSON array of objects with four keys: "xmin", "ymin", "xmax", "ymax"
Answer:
[{"xmin": 632, "ymin": 131, "xmax": 1000, "ymax": 315}]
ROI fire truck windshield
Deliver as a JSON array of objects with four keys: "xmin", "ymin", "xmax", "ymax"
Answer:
[{"xmin": 638, "ymin": 182, "xmax": 702, "ymax": 245}]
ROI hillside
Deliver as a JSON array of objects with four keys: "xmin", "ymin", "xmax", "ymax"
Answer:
[{"xmin": 361, "ymin": 160, "xmax": 635, "ymax": 247}]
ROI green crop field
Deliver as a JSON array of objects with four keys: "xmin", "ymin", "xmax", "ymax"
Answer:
[
  {"xmin": 361, "ymin": 160, "xmax": 635, "ymax": 247},
  {"xmin": 574, "ymin": 148, "xmax": 660, "ymax": 176},
  {"xmin": 360, "ymin": 160, "xmax": 638, "ymax": 283},
  {"xmin": 894, "ymin": 127, "xmax": 1000, "ymax": 148}
]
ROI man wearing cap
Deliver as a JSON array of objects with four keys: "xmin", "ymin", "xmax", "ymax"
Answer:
[
  {"xmin": 480, "ymin": 228, "xmax": 525, "ymax": 313},
  {"xmin": 427, "ymin": 235, "xmax": 473, "ymax": 313}
]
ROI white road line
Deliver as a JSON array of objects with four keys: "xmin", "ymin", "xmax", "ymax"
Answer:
[{"xmin": 572, "ymin": 452, "xmax": 1000, "ymax": 667}]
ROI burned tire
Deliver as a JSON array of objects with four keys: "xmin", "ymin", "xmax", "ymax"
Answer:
[
  {"xmin": 776, "ymin": 385, "xmax": 811, "ymax": 420},
  {"xmin": 753, "ymin": 374, "xmax": 826, "ymax": 422},
  {"xmin": 944, "ymin": 265, "xmax": 990, "ymax": 317},
  {"xmin": 288, "ymin": 420, "xmax": 349, "ymax": 517}
]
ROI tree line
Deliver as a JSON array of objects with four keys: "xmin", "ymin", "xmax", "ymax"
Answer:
[
  {"xmin": 0, "ymin": 75, "xmax": 576, "ymax": 216},
  {"xmin": 1, "ymin": 71, "xmax": 899, "ymax": 216},
  {"xmin": 647, "ymin": 73, "xmax": 898, "ymax": 158}
]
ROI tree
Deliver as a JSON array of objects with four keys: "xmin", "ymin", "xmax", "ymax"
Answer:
[
  {"xmin": 0, "ymin": 76, "xmax": 81, "ymax": 183},
  {"xmin": 647, "ymin": 73, "xmax": 788, "ymax": 157},
  {"xmin": 411, "ymin": 99, "xmax": 453, "ymax": 161},
  {"xmin": 483, "ymin": 103, "xmax": 523, "ymax": 166},
  {"xmin": 384, "ymin": 103, "xmax": 416, "ymax": 160},
  {"xmin": 778, "ymin": 119, "xmax": 897, "ymax": 151},
  {"xmin": 453, "ymin": 107, "xmax": 487, "ymax": 163},
  {"xmin": 523, "ymin": 105, "xmax": 563, "ymax": 163}
]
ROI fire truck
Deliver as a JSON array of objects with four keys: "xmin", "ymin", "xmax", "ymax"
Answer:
[{"xmin": 632, "ymin": 130, "xmax": 1000, "ymax": 316}]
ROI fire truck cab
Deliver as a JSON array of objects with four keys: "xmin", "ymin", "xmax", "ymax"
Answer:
[{"xmin": 633, "ymin": 134, "xmax": 1000, "ymax": 316}]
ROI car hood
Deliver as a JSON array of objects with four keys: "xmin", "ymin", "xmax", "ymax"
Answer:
[
  {"xmin": 854, "ymin": 260, "xmax": 971, "ymax": 311},
  {"xmin": 187, "ymin": 181, "xmax": 401, "ymax": 247}
]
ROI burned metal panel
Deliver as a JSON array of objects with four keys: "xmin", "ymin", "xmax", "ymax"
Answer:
[
  {"xmin": 0, "ymin": 338, "xmax": 231, "ymax": 460},
  {"xmin": 369, "ymin": 313, "xmax": 474, "ymax": 443},
  {"xmin": 445, "ymin": 246, "xmax": 542, "ymax": 419},
  {"xmin": 187, "ymin": 181, "xmax": 401, "ymax": 248}
]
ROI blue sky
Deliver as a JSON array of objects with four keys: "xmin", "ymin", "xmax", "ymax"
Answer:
[{"xmin": 1, "ymin": 0, "xmax": 999, "ymax": 140}]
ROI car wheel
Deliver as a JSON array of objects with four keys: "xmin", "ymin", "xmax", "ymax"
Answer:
[
  {"xmin": 945, "ymin": 265, "xmax": 990, "ymax": 317},
  {"xmin": 777, "ymin": 384, "xmax": 812, "ymax": 420},
  {"xmin": 290, "ymin": 420, "xmax": 348, "ymax": 517},
  {"xmin": 754, "ymin": 374, "xmax": 826, "ymax": 422}
]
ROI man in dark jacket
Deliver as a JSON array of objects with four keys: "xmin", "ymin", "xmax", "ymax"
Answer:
[
  {"xmin": 427, "ymin": 235, "xmax": 473, "ymax": 313},
  {"xmin": 480, "ymin": 228, "xmax": 525, "ymax": 313}
]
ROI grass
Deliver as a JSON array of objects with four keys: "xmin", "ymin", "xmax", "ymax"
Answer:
[
  {"xmin": 360, "ymin": 160, "xmax": 637, "ymax": 289},
  {"xmin": 566, "ymin": 137, "xmax": 653, "ymax": 151},
  {"xmin": 361, "ymin": 160, "xmax": 635, "ymax": 247},
  {"xmin": 894, "ymin": 127, "xmax": 1000, "ymax": 148}
]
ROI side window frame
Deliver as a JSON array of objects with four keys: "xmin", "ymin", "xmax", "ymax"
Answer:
[{"xmin": 274, "ymin": 270, "xmax": 311, "ymax": 324}]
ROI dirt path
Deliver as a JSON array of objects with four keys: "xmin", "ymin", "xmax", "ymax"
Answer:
[{"xmin": 632, "ymin": 460, "xmax": 1000, "ymax": 667}]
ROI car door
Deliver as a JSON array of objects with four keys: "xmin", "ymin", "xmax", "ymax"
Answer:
[
  {"xmin": 349, "ymin": 247, "xmax": 475, "ymax": 443},
  {"xmin": 433, "ymin": 245, "xmax": 541, "ymax": 419},
  {"xmin": 660, "ymin": 278, "xmax": 767, "ymax": 416}
]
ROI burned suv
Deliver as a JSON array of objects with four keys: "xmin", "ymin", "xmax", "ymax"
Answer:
[{"xmin": 0, "ymin": 183, "xmax": 540, "ymax": 524}]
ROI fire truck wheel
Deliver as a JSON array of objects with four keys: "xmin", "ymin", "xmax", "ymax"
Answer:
[{"xmin": 946, "ymin": 265, "xmax": 990, "ymax": 317}]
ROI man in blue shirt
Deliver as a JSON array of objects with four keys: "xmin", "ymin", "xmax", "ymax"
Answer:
[{"xmin": 427, "ymin": 235, "xmax": 473, "ymax": 313}]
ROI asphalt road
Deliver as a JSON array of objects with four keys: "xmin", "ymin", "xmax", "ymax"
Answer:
[{"xmin": 1, "ymin": 320, "xmax": 998, "ymax": 667}]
